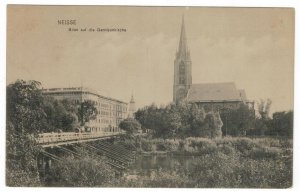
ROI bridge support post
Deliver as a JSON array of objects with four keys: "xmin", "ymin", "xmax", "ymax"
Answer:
[{"xmin": 37, "ymin": 154, "xmax": 52, "ymax": 183}]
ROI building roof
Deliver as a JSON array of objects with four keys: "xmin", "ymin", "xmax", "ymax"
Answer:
[
  {"xmin": 238, "ymin": 89, "xmax": 247, "ymax": 101},
  {"xmin": 176, "ymin": 15, "xmax": 190, "ymax": 60},
  {"xmin": 187, "ymin": 82, "xmax": 242, "ymax": 103},
  {"xmin": 42, "ymin": 87, "xmax": 127, "ymax": 104}
]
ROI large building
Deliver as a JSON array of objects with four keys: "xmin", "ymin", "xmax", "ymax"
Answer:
[
  {"xmin": 173, "ymin": 16, "xmax": 254, "ymax": 111},
  {"xmin": 42, "ymin": 87, "xmax": 128, "ymax": 132}
]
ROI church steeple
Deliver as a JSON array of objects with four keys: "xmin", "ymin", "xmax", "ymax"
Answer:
[
  {"xmin": 128, "ymin": 93, "xmax": 136, "ymax": 118},
  {"xmin": 173, "ymin": 15, "xmax": 192, "ymax": 103},
  {"xmin": 130, "ymin": 94, "xmax": 135, "ymax": 103},
  {"xmin": 177, "ymin": 15, "xmax": 190, "ymax": 60}
]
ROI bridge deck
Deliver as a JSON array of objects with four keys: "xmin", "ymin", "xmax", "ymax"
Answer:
[{"xmin": 37, "ymin": 132, "xmax": 124, "ymax": 147}]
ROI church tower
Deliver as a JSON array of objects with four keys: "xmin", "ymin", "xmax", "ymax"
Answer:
[
  {"xmin": 128, "ymin": 94, "xmax": 136, "ymax": 118},
  {"xmin": 173, "ymin": 15, "xmax": 192, "ymax": 103}
]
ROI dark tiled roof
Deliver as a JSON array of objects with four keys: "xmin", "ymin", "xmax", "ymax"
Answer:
[{"xmin": 187, "ymin": 82, "xmax": 242, "ymax": 102}]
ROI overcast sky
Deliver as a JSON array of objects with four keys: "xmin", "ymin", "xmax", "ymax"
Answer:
[{"xmin": 7, "ymin": 6, "xmax": 294, "ymax": 113}]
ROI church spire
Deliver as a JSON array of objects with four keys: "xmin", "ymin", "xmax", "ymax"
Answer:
[
  {"xmin": 177, "ymin": 14, "xmax": 190, "ymax": 60},
  {"xmin": 130, "ymin": 93, "xmax": 135, "ymax": 103},
  {"xmin": 128, "ymin": 93, "xmax": 136, "ymax": 118},
  {"xmin": 173, "ymin": 15, "xmax": 192, "ymax": 103}
]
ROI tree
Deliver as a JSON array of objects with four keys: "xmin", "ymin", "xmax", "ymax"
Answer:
[
  {"xmin": 119, "ymin": 118, "xmax": 141, "ymax": 134},
  {"xmin": 270, "ymin": 111, "xmax": 293, "ymax": 137},
  {"xmin": 77, "ymin": 100, "xmax": 97, "ymax": 126},
  {"xmin": 204, "ymin": 112, "xmax": 223, "ymax": 138},
  {"xmin": 6, "ymin": 80, "xmax": 44, "ymax": 186},
  {"xmin": 257, "ymin": 99, "xmax": 272, "ymax": 120},
  {"xmin": 135, "ymin": 104, "xmax": 165, "ymax": 134},
  {"xmin": 161, "ymin": 104, "xmax": 182, "ymax": 138},
  {"xmin": 256, "ymin": 99, "xmax": 272, "ymax": 136},
  {"xmin": 42, "ymin": 97, "xmax": 78, "ymax": 132},
  {"xmin": 188, "ymin": 104, "xmax": 206, "ymax": 137},
  {"xmin": 220, "ymin": 104, "xmax": 255, "ymax": 136}
]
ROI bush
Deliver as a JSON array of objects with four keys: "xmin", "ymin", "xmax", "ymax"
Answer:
[
  {"xmin": 144, "ymin": 169, "xmax": 191, "ymax": 187},
  {"xmin": 249, "ymin": 147, "xmax": 282, "ymax": 159},
  {"xmin": 164, "ymin": 139, "xmax": 180, "ymax": 152},
  {"xmin": 48, "ymin": 155, "xmax": 115, "ymax": 186},
  {"xmin": 189, "ymin": 150, "xmax": 292, "ymax": 188},
  {"xmin": 156, "ymin": 142, "xmax": 168, "ymax": 151},
  {"xmin": 238, "ymin": 158, "xmax": 292, "ymax": 188},
  {"xmin": 190, "ymin": 152, "xmax": 242, "ymax": 188},
  {"xmin": 112, "ymin": 169, "xmax": 191, "ymax": 188},
  {"xmin": 279, "ymin": 138, "xmax": 293, "ymax": 149},
  {"xmin": 141, "ymin": 140, "xmax": 156, "ymax": 152},
  {"xmin": 187, "ymin": 137, "xmax": 218, "ymax": 155},
  {"xmin": 253, "ymin": 138, "xmax": 281, "ymax": 147},
  {"xmin": 6, "ymin": 162, "xmax": 41, "ymax": 186},
  {"xmin": 218, "ymin": 144, "xmax": 236, "ymax": 156},
  {"xmin": 230, "ymin": 137, "xmax": 258, "ymax": 155},
  {"xmin": 119, "ymin": 118, "xmax": 141, "ymax": 134}
]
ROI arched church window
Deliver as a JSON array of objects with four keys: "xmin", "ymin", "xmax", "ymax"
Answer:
[
  {"xmin": 179, "ymin": 62, "xmax": 185, "ymax": 75},
  {"xmin": 179, "ymin": 76, "xmax": 185, "ymax": 84}
]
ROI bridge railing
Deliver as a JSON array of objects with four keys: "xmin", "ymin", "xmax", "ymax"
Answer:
[{"xmin": 37, "ymin": 131, "xmax": 124, "ymax": 145}]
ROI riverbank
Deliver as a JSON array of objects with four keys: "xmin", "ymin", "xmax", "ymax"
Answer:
[
  {"xmin": 120, "ymin": 135, "xmax": 292, "ymax": 157},
  {"xmin": 113, "ymin": 135, "xmax": 292, "ymax": 188},
  {"xmin": 40, "ymin": 135, "xmax": 292, "ymax": 188}
]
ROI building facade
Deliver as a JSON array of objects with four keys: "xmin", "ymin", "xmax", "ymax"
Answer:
[
  {"xmin": 42, "ymin": 87, "xmax": 128, "ymax": 132},
  {"xmin": 173, "ymin": 16, "xmax": 254, "ymax": 111}
]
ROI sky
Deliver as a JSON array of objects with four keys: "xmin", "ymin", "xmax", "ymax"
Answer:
[{"xmin": 7, "ymin": 6, "xmax": 294, "ymax": 113}]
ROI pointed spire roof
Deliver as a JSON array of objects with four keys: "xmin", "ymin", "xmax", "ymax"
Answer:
[
  {"xmin": 177, "ymin": 15, "xmax": 190, "ymax": 60},
  {"xmin": 130, "ymin": 94, "xmax": 135, "ymax": 103}
]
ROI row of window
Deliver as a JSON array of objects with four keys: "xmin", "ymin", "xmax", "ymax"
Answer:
[
  {"xmin": 96, "ymin": 110, "xmax": 126, "ymax": 117},
  {"xmin": 63, "ymin": 98, "xmax": 127, "ymax": 112},
  {"xmin": 44, "ymin": 92, "xmax": 128, "ymax": 115},
  {"xmin": 101, "ymin": 118, "xmax": 112, "ymax": 124},
  {"xmin": 92, "ymin": 118, "xmax": 124, "ymax": 126},
  {"xmin": 100, "ymin": 111, "xmax": 110, "ymax": 116},
  {"xmin": 91, "ymin": 100, "xmax": 127, "ymax": 111}
]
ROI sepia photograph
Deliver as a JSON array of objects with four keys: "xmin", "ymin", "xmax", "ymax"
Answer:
[{"xmin": 6, "ymin": 5, "xmax": 294, "ymax": 188}]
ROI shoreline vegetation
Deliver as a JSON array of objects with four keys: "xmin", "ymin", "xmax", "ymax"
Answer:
[
  {"xmin": 111, "ymin": 135, "xmax": 292, "ymax": 188},
  {"xmin": 128, "ymin": 135, "xmax": 292, "ymax": 156}
]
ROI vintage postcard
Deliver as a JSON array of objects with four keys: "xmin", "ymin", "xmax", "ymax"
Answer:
[{"xmin": 6, "ymin": 5, "xmax": 294, "ymax": 188}]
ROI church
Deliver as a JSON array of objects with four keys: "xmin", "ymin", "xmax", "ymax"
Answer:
[{"xmin": 173, "ymin": 16, "xmax": 254, "ymax": 111}]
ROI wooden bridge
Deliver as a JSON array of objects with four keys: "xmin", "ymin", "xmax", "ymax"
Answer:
[
  {"xmin": 36, "ymin": 131, "xmax": 135, "ymax": 175},
  {"xmin": 37, "ymin": 131, "xmax": 125, "ymax": 148}
]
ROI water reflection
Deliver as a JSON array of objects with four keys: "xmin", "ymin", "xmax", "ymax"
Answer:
[{"xmin": 127, "ymin": 154, "xmax": 196, "ymax": 176}]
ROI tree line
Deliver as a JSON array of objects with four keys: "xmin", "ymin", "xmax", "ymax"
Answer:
[
  {"xmin": 133, "ymin": 100, "xmax": 293, "ymax": 138},
  {"xmin": 134, "ymin": 102, "xmax": 223, "ymax": 139}
]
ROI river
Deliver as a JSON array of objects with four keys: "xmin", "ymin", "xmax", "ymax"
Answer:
[{"xmin": 126, "ymin": 154, "xmax": 197, "ymax": 176}]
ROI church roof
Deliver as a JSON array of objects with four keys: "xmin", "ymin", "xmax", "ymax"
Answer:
[
  {"xmin": 176, "ymin": 15, "xmax": 190, "ymax": 60},
  {"xmin": 238, "ymin": 89, "xmax": 247, "ymax": 101},
  {"xmin": 187, "ymin": 82, "xmax": 242, "ymax": 103}
]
